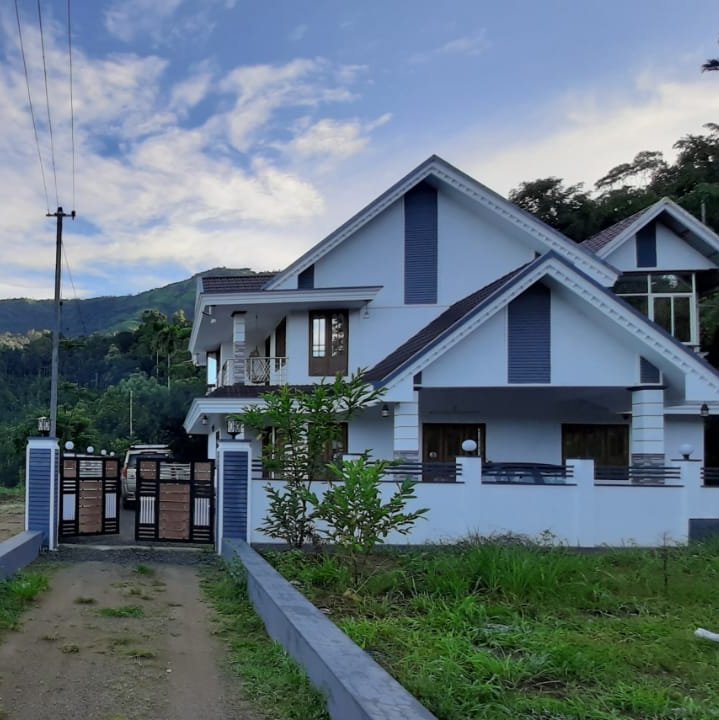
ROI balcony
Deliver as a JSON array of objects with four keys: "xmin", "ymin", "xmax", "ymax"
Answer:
[{"xmin": 219, "ymin": 357, "xmax": 288, "ymax": 388}]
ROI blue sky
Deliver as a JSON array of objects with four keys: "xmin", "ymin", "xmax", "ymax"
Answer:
[{"xmin": 1, "ymin": 0, "xmax": 718, "ymax": 300}]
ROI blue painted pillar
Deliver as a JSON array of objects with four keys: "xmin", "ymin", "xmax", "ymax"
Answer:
[
  {"xmin": 25, "ymin": 437, "xmax": 60, "ymax": 550},
  {"xmin": 216, "ymin": 440, "xmax": 252, "ymax": 554}
]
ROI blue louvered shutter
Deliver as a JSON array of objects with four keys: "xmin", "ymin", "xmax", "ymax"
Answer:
[
  {"xmin": 640, "ymin": 357, "xmax": 661, "ymax": 384},
  {"xmin": 508, "ymin": 284, "xmax": 551, "ymax": 383},
  {"xmin": 27, "ymin": 448, "xmax": 51, "ymax": 543},
  {"xmin": 404, "ymin": 182, "xmax": 438, "ymax": 304},
  {"xmin": 636, "ymin": 223, "xmax": 656, "ymax": 267},
  {"xmin": 298, "ymin": 265, "xmax": 314, "ymax": 290},
  {"xmin": 223, "ymin": 450, "xmax": 248, "ymax": 540}
]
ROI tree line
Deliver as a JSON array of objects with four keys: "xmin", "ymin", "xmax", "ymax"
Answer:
[{"xmin": 0, "ymin": 309, "xmax": 205, "ymax": 487}]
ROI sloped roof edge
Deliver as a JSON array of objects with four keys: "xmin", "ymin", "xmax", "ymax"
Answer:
[{"xmin": 265, "ymin": 155, "xmax": 617, "ymax": 290}]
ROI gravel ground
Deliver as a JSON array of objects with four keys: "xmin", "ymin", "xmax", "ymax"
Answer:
[{"xmin": 0, "ymin": 555, "xmax": 267, "ymax": 720}]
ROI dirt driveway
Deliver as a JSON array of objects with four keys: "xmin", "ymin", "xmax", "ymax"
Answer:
[
  {"xmin": 0, "ymin": 502, "xmax": 23, "ymax": 542},
  {"xmin": 0, "ymin": 558, "xmax": 265, "ymax": 720}
]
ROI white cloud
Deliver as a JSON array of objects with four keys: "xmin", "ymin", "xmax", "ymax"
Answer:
[
  {"xmin": 410, "ymin": 30, "xmax": 490, "ymax": 64},
  {"xmin": 450, "ymin": 74, "xmax": 719, "ymax": 196},
  {"xmin": 104, "ymin": 0, "xmax": 183, "ymax": 43},
  {"xmin": 286, "ymin": 113, "xmax": 392, "ymax": 161}
]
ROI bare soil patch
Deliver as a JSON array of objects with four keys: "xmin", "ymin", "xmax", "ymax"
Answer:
[
  {"xmin": 0, "ymin": 502, "xmax": 23, "ymax": 543},
  {"xmin": 0, "ymin": 560, "xmax": 267, "ymax": 720}
]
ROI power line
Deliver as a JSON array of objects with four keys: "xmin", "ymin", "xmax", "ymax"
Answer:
[
  {"xmin": 37, "ymin": 0, "xmax": 59, "ymax": 208},
  {"xmin": 14, "ymin": 0, "xmax": 50, "ymax": 212},
  {"xmin": 67, "ymin": 0, "xmax": 76, "ymax": 212},
  {"xmin": 62, "ymin": 241, "xmax": 88, "ymax": 336}
]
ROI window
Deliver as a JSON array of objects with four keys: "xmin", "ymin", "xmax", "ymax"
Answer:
[
  {"xmin": 206, "ymin": 350, "xmax": 218, "ymax": 387},
  {"xmin": 309, "ymin": 310, "xmax": 348, "ymax": 376},
  {"xmin": 614, "ymin": 272, "xmax": 697, "ymax": 345},
  {"xmin": 562, "ymin": 424, "xmax": 628, "ymax": 466}
]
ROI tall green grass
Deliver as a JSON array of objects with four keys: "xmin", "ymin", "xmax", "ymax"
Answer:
[
  {"xmin": 0, "ymin": 572, "xmax": 48, "ymax": 632},
  {"xmin": 266, "ymin": 539, "xmax": 719, "ymax": 720}
]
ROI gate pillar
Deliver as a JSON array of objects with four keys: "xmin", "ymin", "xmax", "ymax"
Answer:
[
  {"xmin": 216, "ymin": 440, "xmax": 252, "ymax": 555},
  {"xmin": 25, "ymin": 437, "xmax": 60, "ymax": 550}
]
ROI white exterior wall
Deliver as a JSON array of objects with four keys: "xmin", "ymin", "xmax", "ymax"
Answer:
[
  {"xmin": 551, "ymin": 290, "xmax": 639, "ymax": 385},
  {"xmin": 422, "ymin": 311, "xmax": 507, "ymax": 386},
  {"xmin": 605, "ymin": 224, "xmax": 714, "ymax": 272},
  {"xmin": 422, "ymin": 289, "xmax": 642, "ymax": 389},
  {"xmin": 436, "ymin": 193, "xmax": 534, "ymax": 302},
  {"xmin": 247, "ymin": 460, "xmax": 719, "ymax": 547}
]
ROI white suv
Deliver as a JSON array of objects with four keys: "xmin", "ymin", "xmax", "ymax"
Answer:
[{"xmin": 121, "ymin": 445, "xmax": 172, "ymax": 508}]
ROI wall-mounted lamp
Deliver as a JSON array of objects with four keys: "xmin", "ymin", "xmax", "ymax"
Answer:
[
  {"xmin": 461, "ymin": 439, "xmax": 478, "ymax": 454},
  {"xmin": 201, "ymin": 414, "xmax": 209, "ymax": 426},
  {"xmin": 37, "ymin": 416, "xmax": 50, "ymax": 436},
  {"xmin": 700, "ymin": 403, "xmax": 710, "ymax": 418},
  {"xmin": 226, "ymin": 417, "xmax": 242, "ymax": 439},
  {"xmin": 381, "ymin": 404, "xmax": 390, "ymax": 418},
  {"xmin": 201, "ymin": 305, "xmax": 217, "ymax": 324}
]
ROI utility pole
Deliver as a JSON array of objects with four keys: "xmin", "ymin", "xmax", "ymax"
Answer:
[
  {"xmin": 129, "ymin": 389, "xmax": 134, "ymax": 437},
  {"xmin": 47, "ymin": 206, "xmax": 75, "ymax": 439}
]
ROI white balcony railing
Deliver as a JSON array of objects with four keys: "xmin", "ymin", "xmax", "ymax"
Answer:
[
  {"xmin": 246, "ymin": 356, "xmax": 288, "ymax": 385},
  {"xmin": 218, "ymin": 357, "xmax": 288, "ymax": 387}
]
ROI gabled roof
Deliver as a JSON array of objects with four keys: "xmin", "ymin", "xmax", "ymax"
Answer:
[
  {"xmin": 265, "ymin": 155, "xmax": 617, "ymax": 290},
  {"xmin": 364, "ymin": 263, "xmax": 530, "ymax": 382},
  {"xmin": 365, "ymin": 251, "xmax": 719, "ymax": 393},
  {"xmin": 581, "ymin": 197, "xmax": 719, "ymax": 262},
  {"xmin": 581, "ymin": 207, "xmax": 649, "ymax": 253},
  {"xmin": 202, "ymin": 273, "xmax": 277, "ymax": 294}
]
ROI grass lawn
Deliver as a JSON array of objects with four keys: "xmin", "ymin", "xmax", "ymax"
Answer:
[
  {"xmin": 0, "ymin": 571, "xmax": 48, "ymax": 634},
  {"xmin": 201, "ymin": 563, "xmax": 329, "ymax": 720},
  {"xmin": 266, "ymin": 540, "xmax": 719, "ymax": 720}
]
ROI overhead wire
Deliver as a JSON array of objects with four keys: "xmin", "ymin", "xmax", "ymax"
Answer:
[
  {"xmin": 14, "ymin": 0, "xmax": 50, "ymax": 213},
  {"xmin": 37, "ymin": 0, "xmax": 59, "ymax": 208},
  {"xmin": 62, "ymin": 243, "xmax": 88, "ymax": 336},
  {"xmin": 67, "ymin": 0, "xmax": 76, "ymax": 213}
]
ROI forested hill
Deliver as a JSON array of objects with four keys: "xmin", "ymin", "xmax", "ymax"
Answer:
[{"xmin": 0, "ymin": 267, "xmax": 251, "ymax": 336}]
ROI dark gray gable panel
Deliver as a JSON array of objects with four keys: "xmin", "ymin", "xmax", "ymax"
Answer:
[
  {"xmin": 636, "ymin": 222, "xmax": 657, "ymax": 267},
  {"xmin": 640, "ymin": 357, "xmax": 661, "ymax": 384},
  {"xmin": 223, "ymin": 450, "xmax": 248, "ymax": 540},
  {"xmin": 404, "ymin": 182, "xmax": 438, "ymax": 304},
  {"xmin": 508, "ymin": 283, "xmax": 551, "ymax": 383},
  {"xmin": 298, "ymin": 265, "xmax": 315, "ymax": 290}
]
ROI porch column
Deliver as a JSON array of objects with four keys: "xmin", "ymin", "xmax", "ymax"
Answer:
[
  {"xmin": 393, "ymin": 396, "xmax": 419, "ymax": 462},
  {"xmin": 232, "ymin": 312, "xmax": 246, "ymax": 385},
  {"xmin": 216, "ymin": 439, "xmax": 252, "ymax": 555},
  {"xmin": 25, "ymin": 437, "xmax": 60, "ymax": 550},
  {"xmin": 630, "ymin": 388, "xmax": 665, "ymax": 465}
]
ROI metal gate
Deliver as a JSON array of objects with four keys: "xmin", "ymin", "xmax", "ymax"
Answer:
[
  {"xmin": 135, "ymin": 459, "xmax": 215, "ymax": 544},
  {"xmin": 60, "ymin": 455, "xmax": 121, "ymax": 538}
]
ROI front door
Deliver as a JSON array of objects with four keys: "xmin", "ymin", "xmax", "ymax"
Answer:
[{"xmin": 422, "ymin": 424, "xmax": 484, "ymax": 480}]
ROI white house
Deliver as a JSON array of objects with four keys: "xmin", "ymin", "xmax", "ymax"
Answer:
[{"xmin": 184, "ymin": 156, "xmax": 719, "ymax": 546}]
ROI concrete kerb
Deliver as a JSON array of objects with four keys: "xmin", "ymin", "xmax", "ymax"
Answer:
[
  {"xmin": 222, "ymin": 538, "xmax": 438, "ymax": 720},
  {"xmin": 0, "ymin": 531, "xmax": 43, "ymax": 581}
]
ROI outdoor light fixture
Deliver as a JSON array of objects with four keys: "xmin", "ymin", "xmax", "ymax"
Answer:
[
  {"xmin": 37, "ymin": 416, "xmax": 50, "ymax": 436},
  {"xmin": 700, "ymin": 403, "xmax": 710, "ymax": 418},
  {"xmin": 86, "ymin": 446, "xmax": 94, "ymax": 455},
  {"xmin": 461, "ymin": 439, "xmax": 478, "ymax": 454},
  {"xmin": 201, "ymin": 414, "xmax": 209, "ymax": 426},
  {"xmin": 381, "ymin": 404, "xmax": 390, "ymax": 418},
  {"xmin": 679, "ymin": 443, "xmax": 694, "ymax": 460},
  {"xmin": 226, "ymin": 417, "xmax": 242, "ymax": 439},
  {"xmin": 64, "ymin": 441, "xmax": 74, "ymax": 451}
]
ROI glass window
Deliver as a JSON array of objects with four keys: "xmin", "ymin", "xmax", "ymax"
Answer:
[
  {"xmin": 614, "ymin": 272, "xmax": 697, "ymax": 345},
  {"xmin": 309, "ymin": 310, "xmax": 348, "ymax": 376},
  {"xmin": 312, "ymin": 317, "xmax": 326, "ymax": 357},
  {"xmin": 651, "ymin": 273, "xmax": 692, "ymax": 293},
  {"xmin": 674, "ymin": 297, "xmax": 691, "ymax": 342}
]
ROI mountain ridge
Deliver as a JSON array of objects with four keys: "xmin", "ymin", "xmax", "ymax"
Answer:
[{"xmin": 0, "ymin": 267, "xmax": 255, "ymax": 336}]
